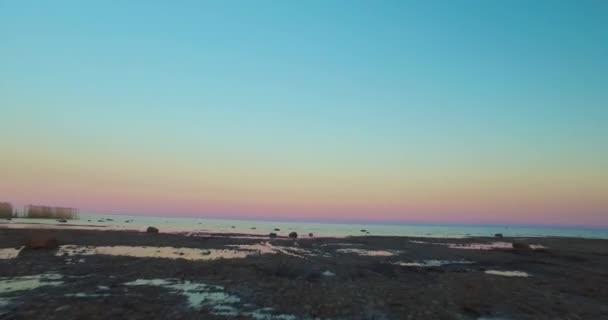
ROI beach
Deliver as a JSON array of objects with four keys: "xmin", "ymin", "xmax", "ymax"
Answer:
[{"xmin": 1, "ymin": 226, "xmax": 607, "ymax": 319}]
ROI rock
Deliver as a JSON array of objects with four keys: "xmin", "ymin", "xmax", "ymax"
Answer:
[
  {"xmin": 146, "ymin": 226, "xmax": 159, "ymax": 233},
  {"xmin": 231, "ymin": 226, "xmax": 235, "ymax": 229},
  {"xmin": 251, "ymin": 227, "xmax": 256, "ymax": 229},
  {"xmin": 27, "ymin": 233, "xmax": 59, "ymax": 250},
  {"xmin": 309, "ymin": 233, "xmax": 314, "ymax": 237},
  {"xmin": 289, "ymin": 232, "xmax": 298, "ymax": 239},
  {"xmin": 54, "ymin": 305, "xmax": 71, "ymax": 312},
  {"xmin": 495, "ymin": 233, "xmax": 503, "ymax": 238},
  {"xmin": 274, "ymin": 228, "xmax": 280, "ymax": 231},
  {"xmin": 57, "ymin": 219, "xmax": 68, "ymax": 223},
  {"xmin": 269, "ymin": 232, "xmax": 277, "ymax": 238},
  {"xmin": 512, "ymin": 241, "xmax": 531, "ymax": 250},
  {"xmin": 106, "ymin": 219, "xmax": 113, "ymax": 221},
  {"xmin": 361, "ymin": 229, "xmax": 367, "ymax": 232}
]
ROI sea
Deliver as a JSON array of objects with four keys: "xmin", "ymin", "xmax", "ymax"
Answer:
[{"xmin": 3, "ymin": 213, "xmax": 608, "ymax": 239}]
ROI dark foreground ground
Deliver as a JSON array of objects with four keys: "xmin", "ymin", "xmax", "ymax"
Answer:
[{"xmin": 1, "ymin": 228, "xmax": 607, "ymax": 320}]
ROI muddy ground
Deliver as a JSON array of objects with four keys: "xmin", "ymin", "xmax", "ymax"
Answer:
[{"xmin": 1, "ymin": 228, "xmax": 607, "ymax": 319}]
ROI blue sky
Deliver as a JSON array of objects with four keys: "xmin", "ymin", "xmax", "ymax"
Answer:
[{"xmin": 1, "ymin": 1, "xmax": 607, "ymax": 224}]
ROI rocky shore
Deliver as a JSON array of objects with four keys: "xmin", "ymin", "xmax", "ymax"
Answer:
[{"xmin": 1, "ymin": 228, "xmax": 607, "ymax": 319}]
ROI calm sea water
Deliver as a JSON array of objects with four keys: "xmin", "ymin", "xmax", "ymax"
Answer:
[{"xmin": 6, "ymin": 213, "xmax": 608, "ymax": 239}]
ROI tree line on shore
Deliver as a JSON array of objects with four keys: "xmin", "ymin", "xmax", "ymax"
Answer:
[{"xmin": 0, "ymin": 202, "xmax": 78, "ymax": 219}]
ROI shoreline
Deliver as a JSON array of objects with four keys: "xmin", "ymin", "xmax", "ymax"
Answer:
[{"xmin": 2, "ymin": 218, "xmax": 607, "ymax": 240}]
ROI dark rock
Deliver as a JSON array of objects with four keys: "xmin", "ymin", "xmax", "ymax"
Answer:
[
  {"xmin": 106, "ymin": 219, "xmax": 113, "ymax": 221},
  {"xmin": 361, "ymin": 229, "xmax": 367, "ymax": 232},
  {"xmin": 495, "ymin": 233, "xmax": 503, "ymax": 238},
  {"xmin": 26, "ymin": 233, "xmax": 59, "ymax": 250},
  {"xmin": 512, "ymin": 241, "xmax": 531, "ymax": 250},
  {"xmin": 57, "ymin": 219, "xmax": 68, "ymax": 223},
  {"xmin": 146, "ymin": 226, "xmax": 159, "ymax": 233},
  {"xmin": 251, "ymin": 227, "xmax": 257, "ymax": 229},
  {"xmin": 309, "ymin": 233, "xmax": 314, "ymax": 237},
  {"xmin": 289, "ymin": 232, "xmax": 298, "ymax": 239},
  {"xmin": 274, "ymin": 228, "xmax": 280, "ymax": 231},
  {"xmin": 231, "ymin": 226, "xmax": 235, "ymax": 229},
  {"xmin": 269, "ymin": 232, "xmax": 277, "ymax": 238}
]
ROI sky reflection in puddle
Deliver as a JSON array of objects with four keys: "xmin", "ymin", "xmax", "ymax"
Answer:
[{"xmin": 125, "ymin": 278, "xmax": 296, "ymax": 319}]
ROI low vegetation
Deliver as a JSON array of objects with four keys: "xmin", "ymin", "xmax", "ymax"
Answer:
[
  {"xmin": 23, "ymin": 205, "xmax": 79, "ymax": 220},
  {"xmin": 0, "ymin": 202, "xmax": 13, "ymax": 218}
]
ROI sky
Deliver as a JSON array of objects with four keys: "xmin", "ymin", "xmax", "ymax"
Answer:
[{"xmin": 1, "ymin": 1, "xmax": 607, "ymax": 226}]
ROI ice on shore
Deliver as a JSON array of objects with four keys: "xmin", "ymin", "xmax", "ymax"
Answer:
[
  {"xmin": 409, "ymin": 240, "xmax": 547, "ymax": 251},
  {"xmin": 485, "ymin": 270, "xmax": 530, "ymax": 277},
  {"xmin": 394, "ymin": 260, "xmax": 474, "ymax": 267},
  {"xmin": 0, "ymin": 246, "xmax": 23, "ymax": 259},
  {"xmin": 336, "ymin": 248, "xmax": 396, "ymax": 256},
  {"xmin": 56, "ymin": 245, "xmax": 253, "ymax": 261},
  {"xmin": 56, "ymin": 242, "xmax": 327, "ymax": 261}
]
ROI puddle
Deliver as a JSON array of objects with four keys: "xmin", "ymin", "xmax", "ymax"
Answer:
[
  {"xmin": 321, "ymin": 270, "xmax": 336, "ymax": 277},
  {"xmin": 57, "ymin": 245, "xmax": 253, "ymax": 261},
  {"xmin": 485, "ymin": 270, "xmax": 530, "ymax": 277},
  {"xmin": 0, "ymin": 273, "xmax": 64, "ymax": 308},
  {"xmin": 0, "ymin": 273, "xmax": 63, "ymax": 294},
  {"xmin": 0, "ymin": 247, "xmax": 23, "ymax": 259},
  {"xmin": 125, "ymin": 278, "xmax": 296, "ymax": 319},
  {"xmin": 393, "ymin": 260, "xmax": 474, "ymax": 267},
  {"xmin": 336, "ymin": 248, "xmax": 396, "ymax": 256}
]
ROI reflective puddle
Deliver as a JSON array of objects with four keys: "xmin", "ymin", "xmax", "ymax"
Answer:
[
  {"xmin": 0, "ymin": 273, "xmax": 64, "ymax": 308},
  {"xmin": 125, "ymin": 278, "xmax": 297, "ymax": 319}
]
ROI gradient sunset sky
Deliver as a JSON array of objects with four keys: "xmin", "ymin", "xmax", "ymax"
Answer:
[{"xmin": 1, "ymin": 1, "xmax": 607, "ymax": 226}]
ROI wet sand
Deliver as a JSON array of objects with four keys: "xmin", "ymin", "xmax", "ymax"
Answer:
[{"xmin": 1, "ymin": 228, "xmax": 607, "ymax": 319}]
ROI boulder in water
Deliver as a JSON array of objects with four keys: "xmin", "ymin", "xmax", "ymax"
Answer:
[
  {"xmin": 269, "ymin": 232, "xmax": 277, "ymax": 238},
  {"xmin": 495, "ymin": 233, "xmax": 503, "ymax": 238},
  {"xmin": 27, "ymin": 233, "xmax": 59, "ymax": 250},
  {"xmin": 289, "ymin": 232, "xmax": 298, "ymax": 239},
  {"xmin": 512, "ymin": 241, "xmax": 531, "ymax": 250},
  {"xmin": 146, "ymin": 226, "xmax": 159, "ymax": 234}
]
